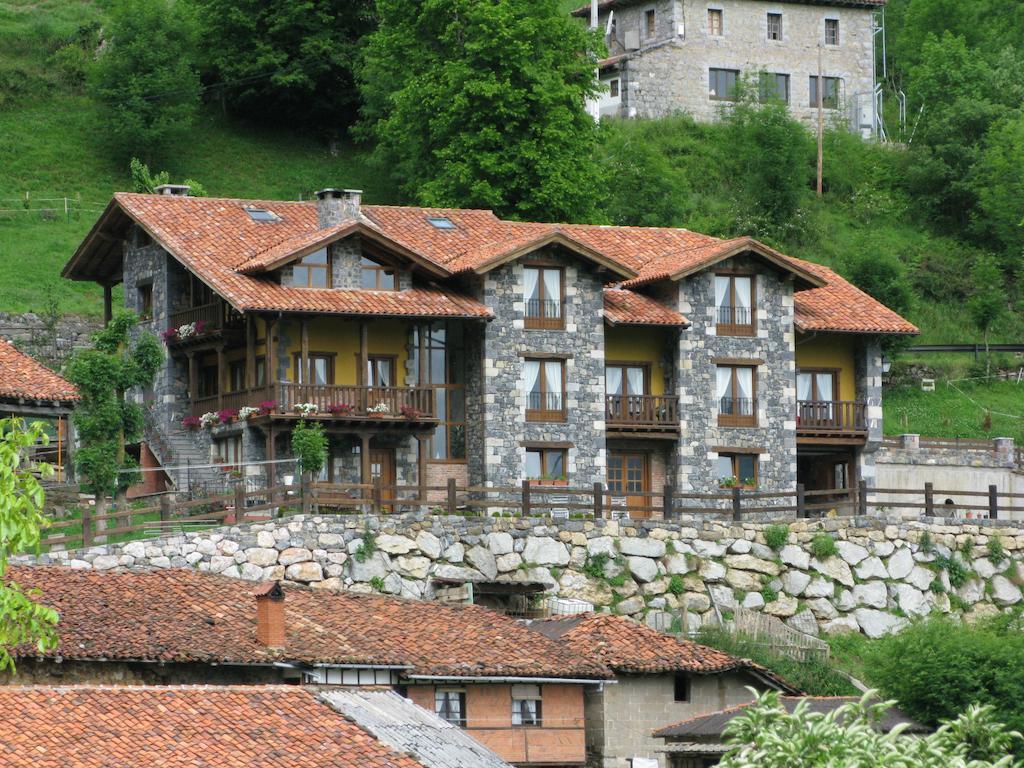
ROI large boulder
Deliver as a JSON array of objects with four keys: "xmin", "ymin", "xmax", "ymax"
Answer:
[
  {"xmin": 725, "ymin": 568, "xmax": 762, "ymax": 592},
  {"xmin": 853, "ymin": 581, "xmax": 887, "ymax": 609},
  {"xmin": 616, "ymin": 596, "xmax": 645, "ymax": 616},
  {"xmin": 741, "ymin": 592, "xmax": 765, "ymax": 610},
  {"xmin": 699, "ymin": 560, "xmax": 727, "ymax": 582},
  {"xmin": 496, "ymin": 552, "xmax": 522, "ymax": 573},
  {"xmin": 587, "ymin": 536, "xmax": 617, "ymax": 557},
  {"xmin": 764, "ymin": 594, "xmax": 799, "ymax": 617},
  {"xmin": 991, "ymin": 575, "xmax": 1023, "ymax": 606},
  {"xmin": 906, "ymin": 565, "xmax": 936, "ymax": 592},
  {"xmin": 811, "ymin": 557, "xmax": 854, "ymax": 587},
  {"xmin": 804, "ymin": 578, "xmax": 835, "ymax": 599},
  {"xmin": 893, "ymin": 584, "xmax": 929, "ymax": 616},
  {"xmin": 805, "ymin": 597, "xmax": 839, "ymax": 620},
  {"xmin": 780, "ymin": 570, "xmax": 811, "ymax": 596},
  {"xmin": 708, "ymin": 584, "xmax": 737, "ymax": 609},
  {"xmin": 854, "ymin": 608, "xmax": 908, "ymax": 639},
  {"xmin": 836, "ymin": 541, "xmax": 870, "ymax": 566},
  {"xmin": 664, "ymin": 553, "xmax": 692, "ymax": 575},
  {"xmin": 488, "ymin": 532, "xmax": 514, "ymax": 556},
  {"xmin": 246, "ymin": 548, "xmax": 280, "ymax": 567},
  {"xmin": 886, "ymin": 548, "xmax": 914, "ymax": 580},
  {"xmin": 523, "ymin": 537, "xmax": 570, "ymax": 566},
  {"xmin": 559, "ymin": 572, "xmax": 613, "ymax": 604},
  {"xmin": 786, "ymin": 610, "xmax": 819, "ymax": 637},
  {"xmin": 693, "ymin": 540, "xmax": 727, "ymax": 558},
  {"xmin": 466, "ymin": 546, "xmax": 499, "ymax": 580},
  {"xmin": 394, "ymin": 555, "xmax": 431, "ymax": 579},
  {"xmin": 779, "ymin": 544, "xmax": 810, "ymax": 570},
  {"xmin": 619, "ymin": 537, "xmax": 666, "ymax": 558},
  {"xmin": 821, "ymin": 615, "xmax": 860, "ymax": 635},
  {"xmin": 285, "ymin": 562, "xmax": 323, "ymax": 582},
  {"xmin": 854, "ymin": 556, "xmax": 888, "ymax": 581},
  {"xmin": 957, "ymin": 577, "xmax": 985, "ymax": 605},
  {"xmin": 375, "ymin": 535, "xmax": 416, "ymax": 555},
  {"xmin": 416, "ymin": 531, "xmax": 442, "ymax": 559},
  {"xmin": 278, "ymin": 547, "xmax": 312, "ymax": 566},
  {"xmin": 627, "ymin": 556, "xmax": 659, "ymax": 583},
  {"xmin": 683, "ymin": 592, "xmax": 711, "ymax": 613},
  {"xmin": 349, "ymin": 551, "xmax": 391, "ymax": 582},
  {"xmin": 724, "ymin": 554, "xmax": 780, "ymax": 576}
]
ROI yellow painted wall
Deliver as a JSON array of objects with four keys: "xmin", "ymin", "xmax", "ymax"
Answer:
[
  {"xmin": 794, "ymin": 332, "xmax": 857, "ymax": 401},
  {"xmin": 604, "ymin": 326, "xmax": 668, "ymax": 395},
  {"xmin": 282, "ymin": 317, "xmax": 411, "ymax": 385}
]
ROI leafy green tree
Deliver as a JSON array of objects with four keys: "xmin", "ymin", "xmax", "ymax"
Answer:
[
  {"xmin": 843, "ymin": 246, "xmax": 914, "ymax": 316},
  {"xmin": 290, "ymin": 420, "xmax": 327, "ymax": 477},
  {"xmin": 87, "ymin": 0, "xmax": 200, "ymax": 162},
  {"xmin": 0, "ymin": 419, "xmax": 59, "ymax": 671},
  {"xmin": 967, "ymin": 256, "xmax": 1009, "ymax": 375},
  {"xmin": 971, "ymin": 113, "xmax": 1024, "ymax": 256},
  {"xmin": 359, "ymin": 0, "xmax": 605, "ymax": 222},
  {"xmin": 65, "ymin": 313, "xmax": 162, "ymax": 520},
  {"xmin": 718, "ymin": 690, "xmax": 1020, "ymax": 767},
  {"xmin": 129, "ymin": 158, "xmax": 207, "ymax": 197},
  {"xmin": 190, "ymin": 0, "xmax": 373, "ymax": 131}
]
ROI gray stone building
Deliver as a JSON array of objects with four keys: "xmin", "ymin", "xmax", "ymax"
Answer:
[
  {"xmin": 579, "ymin": 0, "xmax": 884, "ymax": 136},
  {"xmin": 63, "ymin": 186, "xmax": 914, "ymax": 509}
]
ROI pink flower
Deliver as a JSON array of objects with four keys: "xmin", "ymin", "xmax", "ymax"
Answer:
[
  {"xmin": 259, "ymin": 400, "xmax": 277, "ymax": 415},
  {"xmin": 182, "ymin": 415, "xmax": 201, "ymax": 429},
  {"xmin": 217, "ymin": 408, "xmax": 239, "ymax": 423}
]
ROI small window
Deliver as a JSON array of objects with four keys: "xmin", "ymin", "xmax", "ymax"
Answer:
[
  {"xmin": 255, "ymin": 357, "xmax": 266, "ymax": 388},
  {"xmin": 717, "ymin": 365, "xmax": 757, "ymax": 427},
  {"xmin": 214, "ymin": 435, "xmax": 243, "ymax": 471},
  {"xmin": 674, "ymin": 673, "xmax": 691, "ymax": 702},
  {"xmin": 229, "ymin": 360, "xmax": 246, "ymax": 392},
  {"xmin": 427, "ymin": 216, "xmax": 456, "ymax": 230},
  {"xmin": 644, "ymin": 9, "xmax": 656, "ymax": 38},
  {"xmin": 767, "ymin": 12, "xmax": 782, "ymax": 41},
  {"xmin": 360, "ymin": 256, "xmax": 397, "ymax": 290},
  {"xmin": 137, "ymin": 283, "xmax": 153, "ymax": 320},
  {"xmin": 524, "ymin": 266, "xmax": 564, "ymax": 329},
  {"xmin": 435, "ymin": 689, "xmax": 466, "ymax": 727},
  {"xmin": 294, "ymin": 353, "xmax": 334, "ymax": 386},
  {"xmin": 525, "ymin": 448, "xmax": 566, "ymax": 484},
  {"xmin": 524, "ymin": 359, "xmax": 565, "ymax": 421},
  {"xmin": 709, "ymin": 68, "xmax": 739, "ymax": 101},
  {"xmin": 708, "ymin": 8, "xmax": 723, "ymax": 36},
  {"xmin": 609, "ymin": 79, "xmax": 620, "ymax": 98},
  {"xmin": 292, "ymin": 247, "xmax": 331, "ymax": 288},
  {"xmin": 511, "ymin": 684, "xmax": 543, "ymax": 727},
  {"xmin": 809, "ymin": 76, "xmax": 840, "ymax": 109},
  {"xmin": 198, "ymin": 364, "xmax": 219, "ymax": 398},
  {"xmin": 716, "ymin": 453, "xmax": 758, "ymax": 489},
  {"xmin": 714, "ymin": 274, "xmax": 755, "ymax": 334},
  {"xmin": 759, "ymin": 72, "xmax": 790, "ymax": 104},
  {"xmin": 825, "ymin": 18, "xmax": 839, "ymax": 46},
  {"xmin": 366, "ymin": 355, "xmax": 396, "ymax": 387},
  {"xmin": 244, "ymin": 207, "xmax": 280, "ymax": 222}
]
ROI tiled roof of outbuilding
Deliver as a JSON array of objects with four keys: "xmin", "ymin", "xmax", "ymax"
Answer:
[
  {"xmin": 7, "ymin": 566, "xmax": 609, "ymax": 679},
  {"xmin": 604, "ymin": 288, "xmax": 687, "ymax": 326},
  {"xmin": 0, "ymin": 338, "xmax": 77, "ymax": 404},
  {"xmin": 0, "ymin": 685, "xmax": 430, "ymax": 768}
]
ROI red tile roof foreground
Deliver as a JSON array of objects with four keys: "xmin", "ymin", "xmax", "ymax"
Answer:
[
  {"xmin": 66, "ymin": 193, "xmax": 917, "ymax": 335},
  {"xmin": 604, "ymin": 288, "xmax": 687, "ymax": 326},
  {"xmin": 0, "ymin": 338, "xmax": 78, "ymax": 404},
  {"xmin": 529, "ymin": 613, "xmax": 798, "ymax": 691},
  {"xmin": 7, "ymin": 566, "xmax": 609, "ymax": 679},
  {"xmin": 0, "ymin": 685, "xmax": 428, "ymax": 768}
]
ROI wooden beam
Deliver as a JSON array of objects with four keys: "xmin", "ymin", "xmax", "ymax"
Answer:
[
  {"xmin": 216, "ymin": 345, "xmax": 226, "ymax": 410},
  {"xmin": 102, "ymin": 284, "xmax": 113, "ymax": 326},
  {"xmin": 358, "ymin": 322, "xmax": 369, "ymax": 387},
  {"xmin": 265, "ymin": 316, "xmax": 276, "ymax": 402},
  {"xmin": 360, "ymin": 433, "xmax": 371, "ymax": 488},
  {"xmin": 300, "ymin": 317, "xmax": 309, "ymax": 385},
  {"xmin": 187, "ymin": 352, "xmax": 198, "ymax": 403},
  {"xmin": 245, "ymin": 315, "xmax": 256, "ymax": 390},
  {"xmin": 418, "ymin": 435, "xmax": 428, "ymax": 505}
]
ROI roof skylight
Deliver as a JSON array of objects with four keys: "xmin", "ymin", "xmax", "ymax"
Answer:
[
  {"xmin": 245, "ymin": 207, "xmax": 281, "ymax": 222},
  {"xmin": 426, "ymin": 216, "xmax": 456, "ymax": 230}
]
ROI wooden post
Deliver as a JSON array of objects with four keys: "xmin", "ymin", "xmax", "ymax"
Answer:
[
  {"xmin": 216, "ymin": 344, "xmax": 226, "ymax": 410},
  {"xmin": 417, "ymin": 436, "xmax": 428, "ymax": 508},
  {"xmin": 159, "ymin": 494, "xmax": 172, "ymax": 524},
  {"xmin": 245, "ymin": 315, "xmax": 256, "ymax": 390},
  {"xmin": 102, "ymin": 283, "xmax": 113, "ymax": 327},
  {"xmin": 663, "ymin": 483, "xmax": 674, "ymax": 521},
  {"xmin": 446, "ymin": 478, "xmax": 457, "ymax": 515},
  {"xmin": 81, "ymin": 504, "xmax": 92, "ymax": 547},
  {"xmin": 234, "ymin": 481, "xmax": 246, "ymax": 524},
  {"xmin": 358, "ymin": 322, "xmax": 369, "ymax": 386},
  {"xmin": 731, "ymin": 487, "xmax": 742, "ymax": 521},
  {"xmin": 924, "ymin": 482, "xmax": 934, "ymax": 517},
  {"xmin": 593, "ymin": 481, "xmax": 603, "ymax": 519},
  {"xmin": 857, "ymin": 479, "xmax": 868, "ymax": 517},
  {"xmin": 264, "ymin": 316, "xmax": 276, "ymax": 402},
  {"xmin": 372, "ymin": 476, "xmax": 382, "ymax": 513},
  {"xmin": 360, "ymin": 434, "xmax": 371, "ymax": 487},
  {"xmin": 989, "ymin": 485, "xmax": 999, "ymax": 520},
  {"xmin": 299, "ymin": 318, "xmax": 309, "ymax": 385},
  {"xmin": 187, "ymin": 352, "xmax": 198, "ymax": 403},
  {"xmin": 796, "ymin": 483, "xmax": 806, "ymax": 519},
  {"xmin": 522, "ymin": 480, "xmax": 532, "ymax": 518},
  {"xmin": 301, "ymin": 471, "xmax": 312, "ymax": 515}
]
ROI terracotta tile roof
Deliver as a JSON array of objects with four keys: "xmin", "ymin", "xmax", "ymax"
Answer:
[
  {"xmin": 8, "ymin": 566, "xmax": 609, "ymax": 679},
  {"xmin": 65, "ymin": 193, "xmax": 915, "ymax": 335},
  {"xmin": 604, "ymin": 288, "xmax": 687, "ymax": 326},
  {"xmin": 0, "ymin": 338, "xmax": 77, "ymax": 404},
  {"xmin": 0, "ymin": 685, "xmax": 429, "ymax": 768},
  {"xmin": 529, "ymin": 613, "xmax": 797, "ymax": 691}
]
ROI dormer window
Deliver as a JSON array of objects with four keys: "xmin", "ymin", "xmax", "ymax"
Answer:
[
  {"xmin": 714, "ymin": 273, "xmax": 755, "ymax": 335},
  {"xmin": 292, "ymin": 248, "xmax": 330, "ymax": 288},
  {"xmin": 244, "ymin": 207, "xmax": 281, "ymax": 222},
  {"xmin": 427, "ymin": 216, "xmax": 456, "ymax": 230},
  {"xmin": 361, "ymin": 257, "xmax": 396, "ymax": 290}
]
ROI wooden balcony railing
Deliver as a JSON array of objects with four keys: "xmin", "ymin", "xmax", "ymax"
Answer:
[
  {"xmin": 190, "ymin": 383, "xmax": 437, "ymax": 422},
  {"xmin": 797, "ymin": 400, "xmax": 867, "ymax": 435},
  {"xmin": 169, "ymin": 301, "xmax": 225, "ymax": 333},
  {"xmin": 605, "ymin": 394, "xmax": 679, "ymax": 431}
]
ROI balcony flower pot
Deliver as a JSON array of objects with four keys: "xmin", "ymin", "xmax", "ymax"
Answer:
[
  {"xmin": 529, "ymin": 478, "xmax": 568, "ymax": 487},
  {"xmin": 367, "ymin": 403, "xmax": 391, "ymax": 418},
  {"xmin": 399, "ymin": 405, "xmax": 421, "ymax": 420}
]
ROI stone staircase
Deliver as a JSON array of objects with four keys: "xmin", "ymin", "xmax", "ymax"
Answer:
[{"xmin": 143, "ymin": 411, "xmax": 222, "ymax": 496}]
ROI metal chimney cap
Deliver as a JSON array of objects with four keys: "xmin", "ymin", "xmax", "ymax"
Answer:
[
  {"xmin": 315, "ymin": 188, "xmax": 343, "ymax": 200},
  {"xmin": 153, "ymin": 183, "xmax": 191, "ymax": 196}
]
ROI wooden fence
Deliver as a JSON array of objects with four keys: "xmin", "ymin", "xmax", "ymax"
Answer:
[{"xmin": 40, "ymin": 477, "xmax": 1024, "ymax": 552}]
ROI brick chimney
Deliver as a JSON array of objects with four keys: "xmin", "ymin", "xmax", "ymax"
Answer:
[
  {"xmin": 153, "ymin": 183, "xmax": 191, "ymax": 197},
  {"xmin": 315, "ymin": 188, "xmax": 362, "ymax": 228},
  {"xmin": 254, "ymin": 581, "xmax": 286, "ymax": 648}
]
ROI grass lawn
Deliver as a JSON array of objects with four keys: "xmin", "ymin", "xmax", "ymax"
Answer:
[{"xmin": 884, "ymin": 379, "xmax": 1024, "ymax": 441}]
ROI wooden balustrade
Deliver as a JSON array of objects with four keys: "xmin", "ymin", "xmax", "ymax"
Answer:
[
  {"xmin": 191, "ymin": 383, "xmax": 437, "ymax": 421},
  {"xmin": 605, "ymin": 394, "xmax": 679, "ymax": 431},
  {"xmin": 796, "ymin": 400, "xmax": 867, "ymax": 434},
  {"xmin": 168, "ymin": 301, "xmax": 225, "ymax": 333}
]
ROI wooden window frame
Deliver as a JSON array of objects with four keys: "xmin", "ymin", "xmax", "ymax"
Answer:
[
  {"xmin": 767, "ymin": 12, "xmax": 782, "ymax": 41},
  {"xmin": 717, "ymin": 364, "xmax": 758, "ymax": 427},
  {"xmin": 422, "ymin": 323, "xmax": 467, "ymax": 464},
  {"xmin": 434, "ymin": 688, "xmax": 467, "ymax": 728},
  {"xmin": 714, "ymin": 272, "xmax": 756, "ymax": 336},
  {"xmin": 607, "ymin": 452, "xmax": 649, "ymax": 496},
  {"xmin": 198, "ymin": 364, "xmax": 219, "ymax": 398},
  {"xmin": 255, "ymin": 356, "xmax": 266, "ymax": 388},
  {"xmin": 137, "ymin": 282, "xmax": 153, "ymax": 320},
  {"xmin": 523, "ymin": 264, "xmax": 565, "ymax": 330},
  {"xmin": 525, "ymin": 357, "xmax": 566, "ymax": 422},
  {"xmin": 605, "ymin": 361, "xmax": 651, "ymax": 396},
  {"xmin": 360, "ymin": 256, "xmax": 398, "ymax": 291},
  {"xmin": 644, "ymin": 8, "xmax": 656, "ymax": 39},
  {"xmin": 292, "ymin": 248, "xmax": 332, "ymax": 289},
  {"xmin": 189, "ymin": 274, "xmax": 214, "ymax": 308},
  {"xmin": 824, "ymin": 18, "xmax": 839, "ymax": 46},
  {"xmin": 759, "ymin": 72, "xmax": 790, "ymax": 104},
  {"xmin": 709, "ymin": 68, "xmax": 740, "ymax": 101},
  {"xmin": 609, "ymin": 78, "xmax": 620, "ymax": 98},
  {"xmin": 708, "ymin": 8, "xmax": 723, "ymax": 36},
  {"xmin": 293, "ymin": 352, "xmax": 336, "ymax": 386},
  {"xmin": 228, "ymin": 360, "xmax": 246, "ymax": 392},
  {"xmin": 364, "ymin": 354, "xmax": 397, "ymax": 387},
  {"xmin": 525, "ymin": 447, "xmax": 567, "ymax": 484},
  {"xmin": 810, "ymin": 75, "xmax": 840, "ymax": 109},
  {"xmin": 717, "ymin": 452, "xmax": 759, "ymax": 489},
  {"xmin": 214, "ymin": 435, "xmax": 243, "ymax": 471},
  {"xmin": 796, "ymin": 368, "xmax": 839, "ymax": 402}
]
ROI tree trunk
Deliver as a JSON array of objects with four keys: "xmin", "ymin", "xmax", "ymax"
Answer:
[{"xmin": 93, "ymin": 495, "xmax": 109, "ymax": 540}]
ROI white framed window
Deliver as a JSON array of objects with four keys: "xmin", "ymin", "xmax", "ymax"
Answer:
[
  {"xmin": 435, "ymin": 689, "xmax": 466, "ymax": 727},
  {"xmin": 511, "ymin": 684, "xmax": 542, "ymax": 726}
]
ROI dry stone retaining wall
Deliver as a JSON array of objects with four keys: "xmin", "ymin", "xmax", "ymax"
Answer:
[{"xmin": 31, "ymin": 514, "xmax": 1024, "ymax": 639}]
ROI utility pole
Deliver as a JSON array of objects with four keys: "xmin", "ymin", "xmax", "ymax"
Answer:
[{"xmin": 816, "ymin": 43, "xmax": 824, "ymax": 198}]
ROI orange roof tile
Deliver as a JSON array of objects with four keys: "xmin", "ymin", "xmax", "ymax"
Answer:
[
  {"xmin": 604, "ymin": 288, "xmax": 687, "ymax": 326},
  {"xmin": 0, "ymin": 338, "xmax": 77, "ymax": 404},
  {"xmin": 0, "ymin": 685, "xmax": 429, "ymax": 768},
  {"xmin": 8, "ymin": 566, "xmax": 609, "ymax": 679}
]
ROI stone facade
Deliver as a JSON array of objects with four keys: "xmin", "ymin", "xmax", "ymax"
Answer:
[
  {"xmin": 596, "ymin": 0, "xmax": 877, "ymax": 134},
  {"xmin": 34, "ymin": 512, "xmax": 1024, "ymax": 640}
]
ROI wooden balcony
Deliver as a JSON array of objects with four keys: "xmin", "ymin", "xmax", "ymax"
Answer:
[
  {"xmin": 797, "ymin": 400, "xmax": 867, "ymax": 441},
  {"xmin": 605, "ymin": 394, "xmax": 679, "ymax": 435},
  {"xmin": 169, "ymin": 301, "xmax": 227, "ymax": 333}
]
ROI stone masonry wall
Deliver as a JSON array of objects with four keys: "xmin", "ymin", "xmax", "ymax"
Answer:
[{"xmin": 34, "ymin": 512, "xmax": 1024, "ymax": 641}]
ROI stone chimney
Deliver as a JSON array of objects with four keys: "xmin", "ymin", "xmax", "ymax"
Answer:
[
  {"xmin": 153, "ymin": 183, "xmax": 191, "ymax": 197},
  {"xmin": 254, "ymin": 581, "xmax": 286, "ymax": 648},
  {"xmin": 315, "ymin": 188, "xmax": 362, "ymax": 228}
]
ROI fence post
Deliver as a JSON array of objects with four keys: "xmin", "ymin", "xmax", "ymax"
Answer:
[
  {"xmin": 233, "ymin": 481, "xmax": 245, "ymax": 523},
  {"xmin": 446, "ymin": 478, "xmax": 457, "ymax": 515},
  {"xmin": 522, "ymin": 480, "xmax": 532, "ymax": 518},
  {"xmin": 372, "ymin": 476, "xmax": 382, "ymax": 514},
  {"xmin": 593, "ymin": 482, "xmax": 603, "ymax": 519},
  {"xmin": 159, "ymin": 494, "xmax": 173, "ymax": 525},
  {"xmin": 989, "ymin": 484, "xmax": 999, "ymax": 520},
  {"xmin": 924, "ymin": 482, "xmax": 934, "ymax": 517},
  {"xmin": 857, "ymin": 480, "xmax": 868, "ymax": 517},
  {"xmin": 663, "ymin": 484, "xmax": 674, "ymax": 521},
  {"xmin": 796, "ymin": 483, "xmax": 806, "ymax": 519},
  {"xmin": 81, "ymin": 504, "xmax": 92, "ymax": 548},
  {"xmin": 301, "ymin": 472, "xmax": 312, "ymax": 515},
  {"xmin": 731, "ymin": 487, "xmax": 742, "ymax": 521}
]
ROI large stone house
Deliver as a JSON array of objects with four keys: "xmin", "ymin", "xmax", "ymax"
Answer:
[
  {"xmin": 6, "ymin": 565, "xmax": 607, "ymax": 767},
  {"xmin": 530, "ymin": 613, "xmax": 798, "ymax": 768},
  {"xmin": 63, "ymin": 186, "xmax": 915, "ymax": 511},
  {"xmin": 576, "ymin": 0, "xmax": 884, "ymax": 136}
]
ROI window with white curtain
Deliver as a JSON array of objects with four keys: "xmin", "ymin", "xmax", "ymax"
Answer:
[
  {"xmin": 717, "ymin": 364, "xmax": 756, "ymax": 426},
  {"xmin": 435, "ymin": 689, "xmax": 466, "ymax": 727},
  {"xmin": 714, "ymin": 274, "xmax": 754, "ymax": 333},
  {"xmin": 524, "ymin": 266, "xmax": 564, "ymax": 329},
  {"xmin": 525, "ymin": 358, "xmax": 565, "ymax": 420},
  {"xmin": 511, "ymin": 684, "xmax": 543, "ymax": 726},
  {"xmin": 605, "ymin": 364, "xmax": 647, "ymax": 420},
  {"xmin": 796, "ymin": 369, "xmax": 837, "ymax": 423}
]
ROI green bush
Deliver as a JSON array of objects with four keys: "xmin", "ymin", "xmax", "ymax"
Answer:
[
  {"xmin": 667, "ymin": 574, "xmax": 686, "ymax": 596},
  {"xmin": 582, "ymin": 552, "xmax": 610, "ymax": 580},
  {"xmin": 811, "ymin": 534, "xmax": 838, "ymax": 559},
  {"xmin": 291, "ymin": 420, "xmax": 327, "ymax": 477},
  {"xmin": 763, "ymin": 524, "xmax": 789, "ymax": 551},
  {"xmin": 987, "ymin": 537, "xmax": 1007, "ymax": 565},
  {"xmin": 933, "ymin": 554, "xmax": 971, "ymax": 588},
  {"xmin": 760, "ymin": 585, "xmax": 779, "ymax": 604}
]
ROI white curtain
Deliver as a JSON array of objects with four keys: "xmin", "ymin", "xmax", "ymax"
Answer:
[
  {"xmin": 605, "ymin": 367, "xmax": 623, "ymax": 396},
  {"xmin": 715, "ymin": 367, "xmax": 732, "ymax": 401},
  {"xmin": 524, "ymin": 267, "xmax": 539, "ymax": 302},
  {"xmin": 736, "ymin": 368, "xmax": 753, "ymax": 401},
  {"xmin": 816, "ymin": 372, "xmax": 834, "ymax": 401},
  {"xmin": 734, "ymin": 277, "xmax": 752, "ymax": 311},
  {"xmin": 626, "ymin": 367, "xmax": 644, "ymax": 397},
  {"xmin": 797, "ymin": 372, "xmax": 813, "ymax": 401},
  {"xmin": 524, "ymin": 361, "xmax": 541, "ymax": 397},
  {"xmin": 542, "ymin": 269, "xmax": 561, "ymax": 316},
  {"xmin": 544, "ymin": 361, "xmax": 562, "ymax": 408},
  {"xmin": 714, "ymin": 275, "xmax": 730, "ymax": 309}
]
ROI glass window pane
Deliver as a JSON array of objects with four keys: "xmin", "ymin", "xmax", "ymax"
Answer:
[
  {"xmin": 361, "ymin": 269, "xmax": 377, "ymax": 289},
  {"xmin": 546, "ymin": 450, "xmax": 565, "ymax": 479},
  {"xmin": 714, "ymin": 276, "xmax": 730, "ymax": 308},
  {"xmin": 435, "ymin": 388, "xmax": 447, "ymax": 420},
  {"xmin": 432, "ymin": 425, "xmax": 448, "ymax": 460},
  {"xmin": 524, "ymin": 267, "xmax": 540, "ymax": 302},
  {"xmin": 606, "ymin": 367, "xmax": 623, "ymax": 396},
  {"xmin": 380, "ymin": 271, "xmax": 395, "ymax": 290},
  {"xmin": 525, "ymin": 450, "xmax": 542, "ymax": 479},
  {"xmin": 797, "ymin": 372, "xmax": 812, "ymax": 401},
  {"xmin": 816, "ymin": 372, "xmax": 834, "ymax": 401},
  {"xmin": 450, "ymin": 425, "xmax": 466, "ymax": 459},
  {"xmin": 733, "ymin": 277, "xmax": 751, "ymax": 309},
  {"xmin": 737, "ymin": 455, "xmax": 757, "ymax": 483},
  {"xmin": 430, "ymin": 349, "xmax": 446, "ymax": 384},
  {"xmin": 293, "ymin": 266, "xmax": 309, "ymax": 285},
  {"xmin": 450, "ymin": 388, "xmax": 465, "ymax": 421},
  {"xmin": 715, "ymin": 455, "xmax": 733, "ymax": 480},
  {"xmin": 304, "ymin": 248, "xmax": 328, "ymax": 265}
]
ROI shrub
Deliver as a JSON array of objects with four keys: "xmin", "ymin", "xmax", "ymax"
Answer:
[
  {"xmin": 290, "ymin": 420, "xmax": 327, "ymax": 477},
  {"xmin": 933, "ymin": 554, "xmax": 971, "ymax": 588},
  {"xmin": 987, "ymin": 537, "xmax": 1007, "ymax": 565},
  {"xmin": 763, "ymin": 524, "xmax": 789, "ymax": 551},
  {"xmin": 369, "ymin": 576, "xmax": 386, "ymax": 592},
  {"xmin": 667, "ymin": 574, "xmax": 686, "ymax": 596},
  {"xmin": 811, "ymin": 534, "xmax": 838, "ymax": 559},
  {"xmin": 582, "ymin": 552, "xmax": 610, "ymax": 581},
  {"xmin": 919, "ymin": 530, "xmax": 934, "ymax": 553},
  {"xmin": 760, "ymin": 585, "xmax": 779, "ymax": 604},
  {"xmin": 354, "ymin": 525, "xmax": 376, "ymax": 563}
]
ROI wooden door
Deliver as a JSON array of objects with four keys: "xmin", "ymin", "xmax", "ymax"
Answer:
[
  {"xmin": 608, "ymin": 452, "xmax": 650, "ymax": 518},
  {"xmin": 369, "ymin": 448, "xmax": 395, "ymax": 509}
]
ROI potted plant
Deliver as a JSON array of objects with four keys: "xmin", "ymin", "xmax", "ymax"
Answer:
[
  {"xmin": 294, "ymin": 402, "xmax": 319, "ymax": 417},
  {"xmin": 199, "ymin": 411, "xmax": 220, "ymax": 429},
  {"xmin": 530, "ymin": 474, "xmax": 568, "ymax": 487},
  {"xmin": 217, "ymin": 408, "xmax": 239, "ymax": 425},
  {"xmin": 238, "ymin": 405, "xmax": 260, "ymax": 421},
  {"xmin": 327, "ymin": 403, "xmax": 354, "ymax": 416},
  {"xmin": 367, "ymin": 402, "xmax": 390, "ymax": 418},
  {"xmin": 259, "ymin": 400, "xmax": 277, "ymax": 416},
  {"xmin": 399, "ymin": 404, "xmax": 420, "ymax": 420},
  {"xmin": 182, "ymin": 415, "xmax": 201, "ymax": 430}
]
